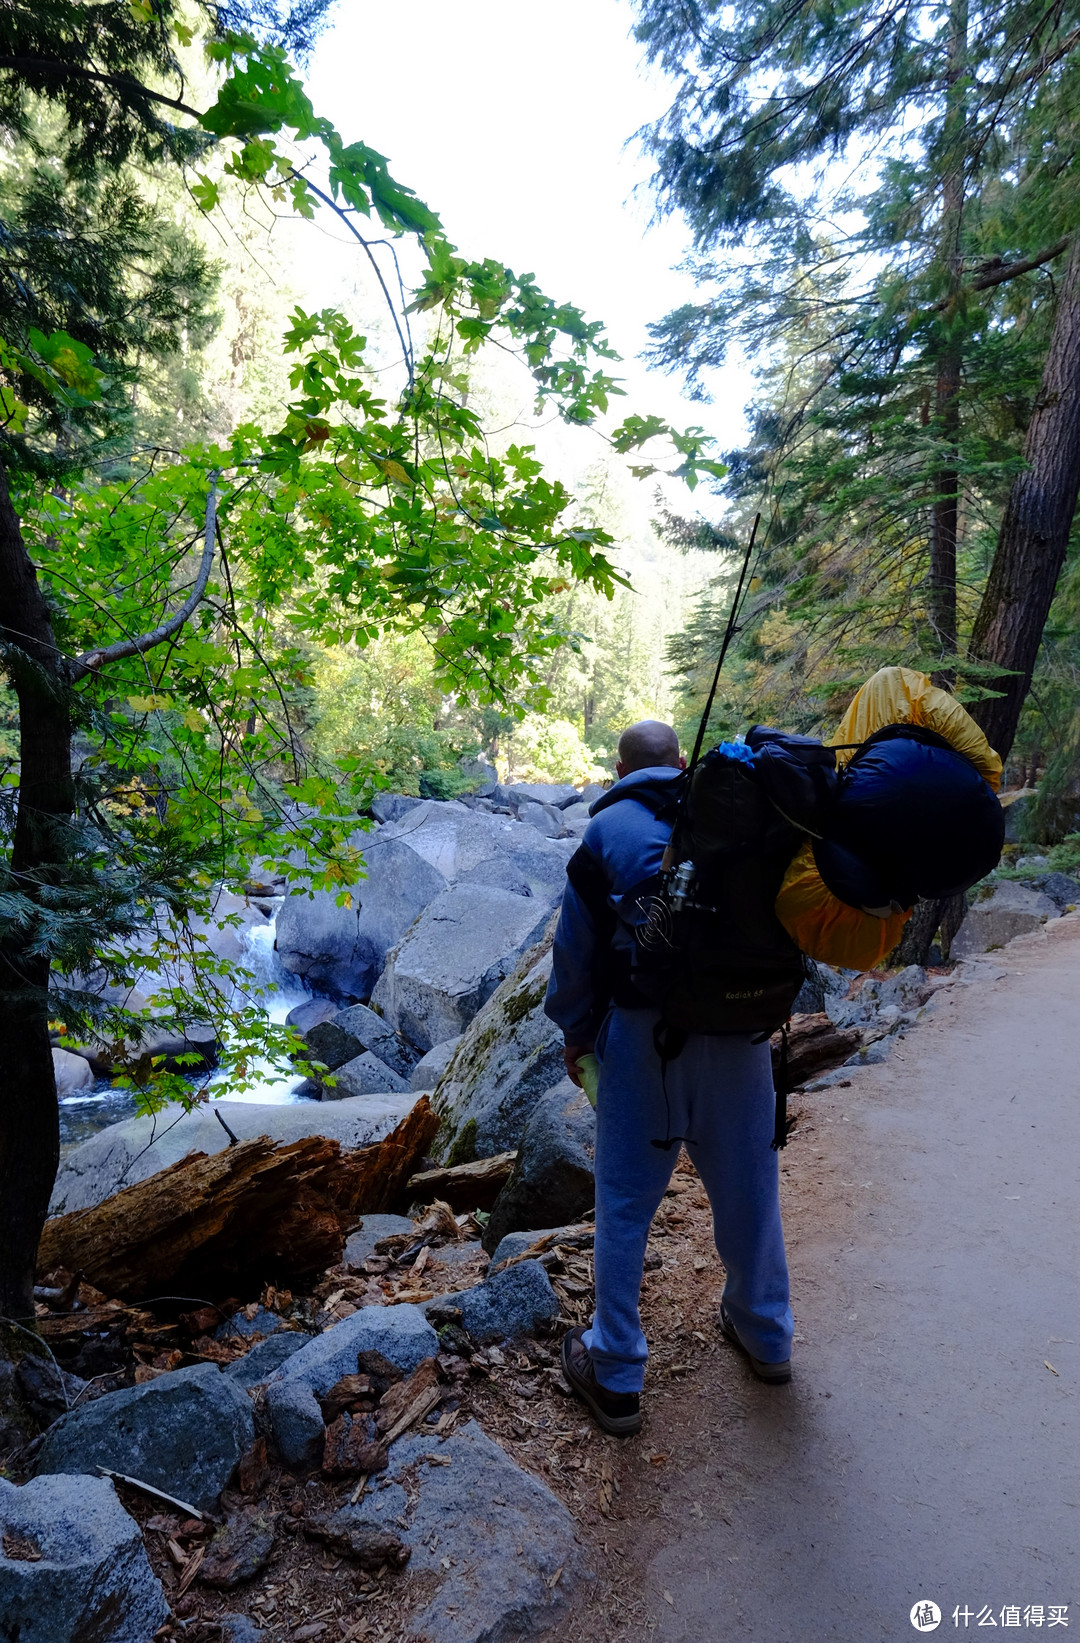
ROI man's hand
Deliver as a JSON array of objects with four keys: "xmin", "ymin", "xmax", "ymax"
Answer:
[{"xmin": 563, "ymin": 1041, "xmax": 594, "ymax": 1088}]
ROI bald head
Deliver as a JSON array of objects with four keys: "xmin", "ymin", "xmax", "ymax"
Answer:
[{"xmin": 616, "ymin": 720, "xmax": 684, "ymax": 777}]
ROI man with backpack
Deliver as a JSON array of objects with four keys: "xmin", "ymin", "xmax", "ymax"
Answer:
[{"xmin": 545, "ymin": 718, "xmax": 793, "ymax": 1438}]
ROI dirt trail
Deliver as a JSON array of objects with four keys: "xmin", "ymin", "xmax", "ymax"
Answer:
[{"xmin": 555, "ymin": 914, "xmax": 1080, "ymax": 1643}]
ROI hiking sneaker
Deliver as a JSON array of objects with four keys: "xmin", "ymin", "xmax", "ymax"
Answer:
[
  {"xmin": 560, "ymin": 1326, "xmax": 642, "ymax": 1437},
  {"xmin": 719, "ymin": 1305, "xmax": 792, "ymax": 1385}
]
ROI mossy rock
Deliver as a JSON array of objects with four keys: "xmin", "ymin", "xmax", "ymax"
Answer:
[{"xmin": 431, "ymin": 912, "xmax": 565, "ymax": 1161}]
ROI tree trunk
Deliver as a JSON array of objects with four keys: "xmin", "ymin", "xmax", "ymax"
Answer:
[
  {"xmin": 888, "ymin": 891, "xmax": 967, "ymax": 967},
  {"xmin": 970, "ymin": 235, "xmax": 1080, "ymax": 761},
  {"xmin": 0, "ymin": 460, "xmax": 74, "ymax": 1326},
  {"xmin": 928, "ymin": 0, "xmax": 968, "ymax": 678}
]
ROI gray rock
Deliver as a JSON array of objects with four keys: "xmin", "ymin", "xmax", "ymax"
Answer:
[
  {"xmin": 951, "ymin": 880, "xmax": 1057, "ymax": 958},
  {"xmin": 0, "ymin": 1472, "xmax": 169, "ymax": 1642},
  {"xmin": 517, "ymin": 799, "xmax": 564, "ymax": 837},
  {"xmin": 559, "ymin": 800, "xmax": 592, "ymax": 831},
  {"xmin": 791, "ymin": 961, "xmax": 827, "ymax": 1015},
  {"xmin": 1033, "ymin": 871, "xmax": 1080, "ymax": 911},
  {"xmin": 52, "ymin": 1047, "xmax": 93, "ymax": 1096},
  {"xmin": 15, "ymin": 1353, "xmax": 85, "ymax": 1425},
  {"xmin": 454, "ymin": 1260, "xmax": 561, "ymax": 1344},
  {"xmin": 278, "ymin": 1302, "xmax": 437, "ymax": 1388},
  {"xmin": 485, "ymin": 1077, "xmax": 596, "ymax": 1251},
  {"xmin": 284, "ymin": 996, "xmax": 338, "ymax": 1034},
  {"xmin": 268, "ymin": 1305, "xmax": 438, "ymax": 1468},
  {"xmin": 51, "ymin": 1094, "xmax": 416, "ymax": 1215},
  {"xmin": 432, "ymin": 936, "xmax": 565, "ymax": 1158},
  {"xmin": 264, "ymin": 1377, "xmax": 325, "ymax": 1471},
  {"xmin": 305, "ymin": 1000, "xmax": 420, "ymax": 1078},
  {"xmin": 222, "ymin": 1332, "xmax": 313, "ymax": 1390},
  {"xmin": 876, "ymin": 964, "xmax": 932, "ymax": 1012},
  {"xmin": 410, "ymin": 1035, "xmax": 462, "ymax": 1091},
  {"xmin": 371, "ymin": 885, "xmax": 552, "ymax": 1052},
  {"xmin": 371, "ymin": 791, "xmax": 424, "ymax": 824},
  {"xmin": 455, "ymin": 756, "xmax": 498, "ymax": 796},
  {"xmin": 35, "ymin": 1362, "xmax": 254, "ymax": 1513},
  {"xmin": 489, "ymin": 1224, "xmax": 591, "ymax": 1269},
  {"xmin": 1002, "ymin": 790, "xmax": 1036, "ymax": 844},
  {"xmin": 844, "ymin": 1037, "xmax": 894, "ymax": 1067},
  {"xmin": 578, "ymin": 782, "xmax": 607, "ymax": 808},
  {"xmin": 506, "ymin": 782, "xmax": 579, "ymax": 809},
  {"xmin": 274, "ymin": 888, "xmax": 368, "ymax": 1002},
  {"xmin": 456, "ymin": 855, "xmax": 533, "ymax": 895},
  {"xmin": 216, "ymin": 1304, "xmax": 289, "ymax": 1340},
  {"xmin": 276, "ymin": 834, "xmax": 448, "ymax": 1001},
  {"xmin": 219, "ymin": 1616, "xmax": 265, "ymax": 1643},
  {"xmin": 346, "ymin": 1420, "xmax": 581, "ymax": 1642},
  {"xmin": 327, "ymin": 1050, "xmax": 411, "ymax": 1099},
  {"xmin": 427, "ymin": 1240, "xmax": 485, "ymax": 1269},
  {"xmin": 343, "ymin": 1213, "xmax": 417, "ymax": 1266}
]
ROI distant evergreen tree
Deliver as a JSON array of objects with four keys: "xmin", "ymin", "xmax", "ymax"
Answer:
[{"xmin": 634, "ymin": 0, "xmax": 1080, "ymax": 755}]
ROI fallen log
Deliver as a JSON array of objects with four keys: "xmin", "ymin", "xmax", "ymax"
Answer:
[
  {"xmin": 404, "ymin": 1150, "xmax": 517, "ymax": 1212},
  {"xmin": 329, "ymin": 1094, "xmax": 440, "ymax": 1216},
  {"xmin": 771, "ymin": 1013, "xmax": 860, "ymax": 1088},
  {"xmin": 37, "ymin": 1097, "xmax": 439, "ymax": 1301}
]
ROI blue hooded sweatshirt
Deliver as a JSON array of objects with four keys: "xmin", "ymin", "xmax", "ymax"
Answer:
[{"xmin": 543, "ymin": 765, "xmax": 684, "ymax": 1044}]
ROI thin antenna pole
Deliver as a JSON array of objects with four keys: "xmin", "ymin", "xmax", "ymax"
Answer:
[{"xmin": 687, "ymin": 512, "xmax": 761, "ymax": 776}]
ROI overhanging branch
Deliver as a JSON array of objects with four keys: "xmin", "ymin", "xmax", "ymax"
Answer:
[
  {"xmin": 931, "ymin": 237, "xmax": 1070, "ymax": 311},
  {"xmin": 0, "ymin": 55, "xmax": 201, "ymax": 120},
  {"xmin": 69, "ymin": 479, "xmax": 218, "ymax": 683}
]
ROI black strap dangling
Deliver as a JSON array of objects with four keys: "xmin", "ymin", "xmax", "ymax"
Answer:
[
  {"xmin": 771, "ymin": 1019, "xmax": 795, "ymax": 1151},
  {"xmin": 651, "ymin": 1018, "xmax": 688, "ymax": 1151}
]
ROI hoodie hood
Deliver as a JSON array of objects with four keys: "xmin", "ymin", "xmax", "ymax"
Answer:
[{"xmin": 589, "ymin": 765, "xmax": 686, "ymax": 820}]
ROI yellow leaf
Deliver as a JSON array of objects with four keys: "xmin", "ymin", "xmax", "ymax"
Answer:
[
  {"xmin": 183, "ymin": 710, "xmax": 205, "ymax": 732},
  {"xmin": 376, "ymin": 458, "xmax": 412, "ymax": 486}
]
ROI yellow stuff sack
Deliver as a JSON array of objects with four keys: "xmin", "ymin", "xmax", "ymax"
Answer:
[{"xmin": 774, "ymin": 667, "xmax": 1002, "ymax": 969}]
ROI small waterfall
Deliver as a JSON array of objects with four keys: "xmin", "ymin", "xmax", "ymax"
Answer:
[
  {"xmin": 59, "ymin": 900, "xmax": 319, "ymax": 1145},
  {"xmin": 205, "ymin": 901, "xmax": 316, "ymax": 1103}
]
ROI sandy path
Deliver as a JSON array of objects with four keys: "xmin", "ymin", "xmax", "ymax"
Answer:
[{"xmin": 555, "ymin": 914, "xmax": 1080, "ymax": 1642}]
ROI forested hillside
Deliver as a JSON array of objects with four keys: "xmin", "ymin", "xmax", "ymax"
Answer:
[{"xmin": 637, "ymin": 0, "xmax": 1080, "ymax": 841}]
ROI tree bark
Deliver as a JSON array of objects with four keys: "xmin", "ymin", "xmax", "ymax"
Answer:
[
  {"xmin": 928, "ymin": 0, "xmax": 968, "ymax": 678},
  {"xmin": 970, "ymin": 235, "xmax": 1080, "ymax": 761},
  {"xmin": 0, "ymin": 460, "xmax": 74, "ymax": 1326}
]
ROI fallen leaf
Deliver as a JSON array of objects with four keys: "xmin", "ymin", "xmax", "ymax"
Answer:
[
  {"xmin": 1046, "ymin": 1360, "xmax": 1060, "ymax": 1375},
  {"xmin": 664, "ymin": 1590, "xmax": 675, "ymax": 1607},
  {"xmin": 548, "ymin": 1564, "xmax": 564, "ymax": 1589}
]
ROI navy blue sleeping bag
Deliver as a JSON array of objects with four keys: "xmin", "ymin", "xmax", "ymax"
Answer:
[{"xmin": 812, "ymin": 726, "xmax": 1006, "ymax": 913}]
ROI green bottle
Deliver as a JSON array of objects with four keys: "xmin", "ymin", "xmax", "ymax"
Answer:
[{"xmin": 576, "ymin": 1052, "xmax": 600, "ymax": 1108}]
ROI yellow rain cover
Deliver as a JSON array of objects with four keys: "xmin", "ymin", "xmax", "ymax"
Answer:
[{"xmin": 775, "ymin": 667, "xmax": 1002, "ymax": 968}]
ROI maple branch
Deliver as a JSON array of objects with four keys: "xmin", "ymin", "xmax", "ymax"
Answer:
[{"xmin": 69, "ymin": 479, "xmax": 218, "ymax": 683}]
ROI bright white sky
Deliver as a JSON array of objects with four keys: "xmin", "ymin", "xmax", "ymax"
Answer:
[{"xmin": 301, "ymin": 0, "xmax": 753, "ymax": 507}]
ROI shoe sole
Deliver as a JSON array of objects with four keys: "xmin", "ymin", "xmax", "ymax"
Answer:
[
  {"xmin": 719, "ymin": 1308, "xmax": 792, "ymax": 1384},
  {"xmin": 560, "ymin": 1333, "xmax": 643, "ymax": 1437}
]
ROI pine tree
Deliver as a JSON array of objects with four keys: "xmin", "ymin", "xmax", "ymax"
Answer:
[{"xmin": 634, "ymin": 0, "xmax": 1080, "ymax": 719}]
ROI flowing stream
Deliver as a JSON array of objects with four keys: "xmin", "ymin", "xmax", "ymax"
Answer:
[{"xmin": 57, "ymin": 902, "xmax": 317, "ymax": 1148}]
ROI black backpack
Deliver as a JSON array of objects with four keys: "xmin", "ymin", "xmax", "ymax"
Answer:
[
  {"xmin": 565, "ymin": 732, "xmax": 829, "ymax": 1152},
  {"xmin": 620, "ymin": 741, "xmax": 809, "ymax": 1038}
]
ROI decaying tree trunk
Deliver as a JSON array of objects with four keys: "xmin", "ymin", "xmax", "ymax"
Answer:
[
  {"xmin": 331, "ymin": 1095, "xmax": 440, "ymax": 1215},
  {"xmin": 404, "ymin": 1150, "xmax": 517, "ymax": 1212},
  {"xmin": 771, "ymin": 1013, "xmax": 861, "ymax": 1088},
  {"xmin": 38, "ymin": 1096, "xmax": 439, "ymax": 1300},
  {"xmin": 970, "ymin": 236, "xmax": 1080, "ymax": 761}
]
